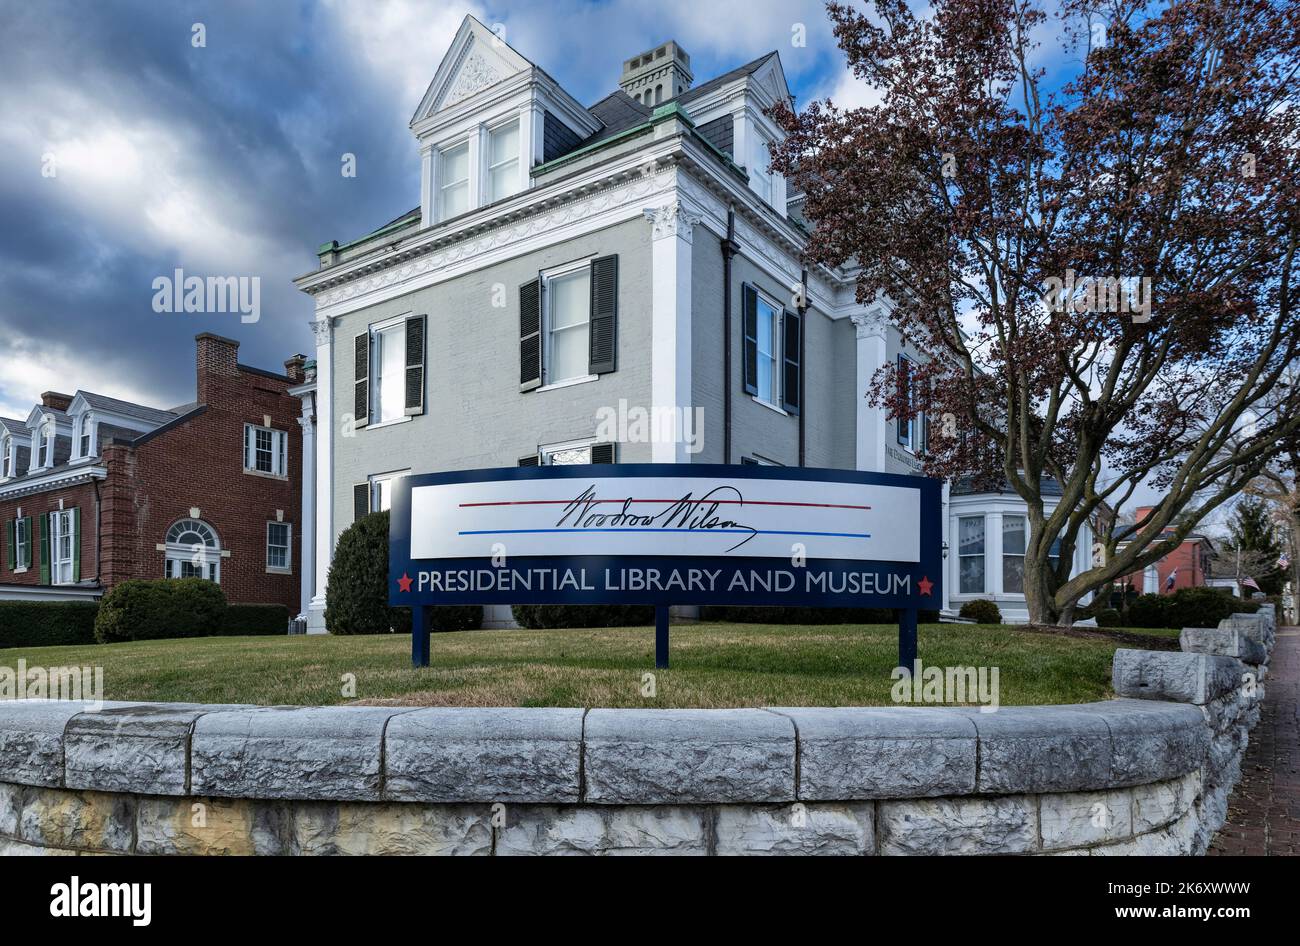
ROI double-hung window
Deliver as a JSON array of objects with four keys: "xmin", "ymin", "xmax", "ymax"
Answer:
[
  {"xmin": 15, "ymin": 518, "xmax": 30, "ymax": 569},
  {"xmin": 0, "ymin": 436, "xmax": 9, "ymax": 478},
  {"xmin": 439, "ymin": 142, "xmax": 470, "ymax": 218},
  {"xmin": 753, "ymin": 293, "xmax": 779, "ymax": 406},
  {"xmin": 243, "ymin": 424, "xmax": 287, "ymax": 476},
  {"xmin": 49, "ymin": 510, "xmax": 75, "ymax": 584},
  {"xmin": 370, "ymin": 319, "xmax": 407, "ymax": 424},
  {"xmin": 1003, "ymin": 515, "xmax": 1026, "ymax": 594},
  {"xmin": 750, "ymin": 132, "xmax": 773, "ymax": 203},
  {"xmin": 896, "ymin": 355, "xmax": 927, "ymax": 452},
  {"xmin": 958, "ymin": 515, "xmax": 986, "ymax": 594},
  {"xmin": 78, "ymin": 414, "xmax": 93, "ymax": 458},
  {"xmin": 487, "ymin": 119, "xmax": 520, "ymax": 202},
  {"xmin": 543, "ymin": 263, "xmax": 592, "ymax": 386},
  {"xmin": 266, "ymin": 522, "xmax": 291, "ymax": 573}
]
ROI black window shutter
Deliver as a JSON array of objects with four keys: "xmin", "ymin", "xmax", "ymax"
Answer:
[
  {"xmin": 520, "ymin": 278, "xmax": 542, "ymax": 390},
  {"xmin": 518, "ymin": 454, "xmax": 540, "ymax": 467},
  {"xmin": 781, "ymin": 308, "xmax": 801, "ymax": 414},
  {"xmin": 353, "ymin": 332, "xmax": 369, "ymax": 427},
  {"xmin": 588, "ymin": 255, "xmax": 618, "ymax": 374},
  {"xmin": 353, "ymin": 483, "xmax": 370, "ymax": 521},
  {"xmin": 404, "ymin": 315, "xmax": 426, "ymax": 416},
  {"xmin": 742, "ymin": 284, "xmax": 758, "ymax": 395},
  {"xmin": 896, "ymin": 355, "xmax": 910, "ymax": 446},
  {"xmin": 5, "ymin": 520, "xmax": 13, "ymax": 571},
  {"xmin": 590, "ymin": 443, "xmax": 616, "ymax": 464},
  {"xmin": 38, "ymin": 514, "xmax": 50, "ymax": 585}
]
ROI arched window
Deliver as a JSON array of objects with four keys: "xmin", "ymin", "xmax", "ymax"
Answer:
[
  {"xmin": 0, "ymin": 435, "xmax": 9, "ymax": 478},
  {"xmin": 35, "ymin": 419, "xmax": 54, "ymax": 468},
  {"xmin": 164, "ymin": 518, "xmax": 221, "ymax": 582},
  {"xmin": 654, "ymin": 84, "xmax": 663, "ymax": 104},
  {"xmin": 78, "ymin": 413, "xmax": 93, "ymax": 458}
]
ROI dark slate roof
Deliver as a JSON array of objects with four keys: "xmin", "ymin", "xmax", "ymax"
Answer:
[
  {"xmin": 677, "ymin": 51, "xmax": 778, "ymax": 106},
  {"xmin": 951, "ymin": 476, "xmax": 1065, "ymax": 497},
  {"xmin": 78, "ymin": 391, "xmax": 178, "ymax": 426},
  {"xmin": 583, "ymin": 91, "xmax": 652, "ymax": 145},
  {"xmin": 0, "ymin": 417, "xmax": 26, "ymax": 436}
]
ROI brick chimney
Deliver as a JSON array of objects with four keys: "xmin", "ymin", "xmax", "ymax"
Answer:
[
  {"xmin": 284, "ymin": 354, "xmax": 307, "ymax": 384},
  {"xmin": 195, "ymin": 333, "xmax": 239, "ymax": 403},
  {"xmin": 40, "ymin": 391, "xmax": 74, "ymax": 412}
]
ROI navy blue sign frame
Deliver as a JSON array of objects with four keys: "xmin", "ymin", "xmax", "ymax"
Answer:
[{"xmin": 389, "ymin": 464, "xmax": 943, "ymax": 669}]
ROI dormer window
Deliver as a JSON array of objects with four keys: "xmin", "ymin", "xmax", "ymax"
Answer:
[
  {"xmin": 439, "ymin": 142, "xmax": 470, "ymax": 218},
  {"xmin": 0, "ymin": 435, "xmax": 10, "ymax": 479},
  {"xmin": 34, "ymin": 419, "xmax": 54, "ymax": 470},
  {"xmin": 78, "ymin": 413, "xmax": 93, "ymax": 459},
  {"xmin": 487, "ymin": 119, "xmax": 521, "ymax": 202}
]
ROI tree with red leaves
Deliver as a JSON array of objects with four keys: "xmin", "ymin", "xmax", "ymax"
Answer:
[{"xmin": 771, "ymin": 0, "xmax": 1300, "ymax": 624}]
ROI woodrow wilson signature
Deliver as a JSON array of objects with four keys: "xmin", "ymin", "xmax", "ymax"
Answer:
[{"xmin": 554, "ymin": 484, "xmax": 759, "ymax": 552}]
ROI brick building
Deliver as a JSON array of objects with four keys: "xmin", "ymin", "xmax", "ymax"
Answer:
[
  {"xmin": 1119, "ymin": 505, "xmax": 1215, "ymax": 595},
  {"xmin": 0, "ymin": 334, "xmax": 305, "ymax": 611}
]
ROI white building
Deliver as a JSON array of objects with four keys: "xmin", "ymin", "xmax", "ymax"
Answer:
[{"xmin": 291, "ymin": 16, "xmax": 1091, "ymax": 629}]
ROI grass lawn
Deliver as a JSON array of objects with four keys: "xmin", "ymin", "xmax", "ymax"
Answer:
[{"xmin": 0, "ymin": 622, "xmax": 1128, "ymax": 708}]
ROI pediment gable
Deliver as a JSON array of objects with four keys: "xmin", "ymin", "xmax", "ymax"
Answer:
[{"xmin": 410, "ymin": 15, "xmax": 533, "ymax": 126}]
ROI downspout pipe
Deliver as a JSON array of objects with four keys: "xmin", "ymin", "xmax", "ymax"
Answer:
[
  {"xmin": 721, "ymin": 207, "xmax": 739, "ymax": 464},
  {"xmin": 799, "ymin": 268, "xmax": 808, "ymax": 467}
]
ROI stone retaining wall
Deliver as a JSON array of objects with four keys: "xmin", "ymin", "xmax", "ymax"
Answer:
[{"xmin": 0, "ymin": 605, "xmax": 1275, "ymax": 856}]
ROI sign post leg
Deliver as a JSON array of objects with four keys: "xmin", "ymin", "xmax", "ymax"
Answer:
[
  {"xmin": 655, "ymin": 605, "xmax": 670, "ymax": 670},
  {"xmin": 898, "ymin": 607, "xmax": 918, "ymax": 673},
  {"xmin": 412, "ymin": 605, "xmax": 430, "ymax": 668}
]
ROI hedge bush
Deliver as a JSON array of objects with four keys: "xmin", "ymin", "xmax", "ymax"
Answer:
[
  {"xmin": 325, "ymin": 511, "xmax": 483, "ymax": 634},
  {"xmin": 94, "ymin": 578, "xmax": 229, "ymax": 643},
  {"xmin": 511, "ymin": 603, "xmax": 654, "ymax": 629},
  {"xmin": 958, "ymin": 599, "xmax": 1002, "ymax": 624},
  {"xmin": 219, "ymin": 603, "xmax": 291, "ymax": 636},
  {"xmin": 422, "ymin": 605, "xmax": 485, "ymax": 632},
  {"xmin": 1125, "ymin": 593, "xmax": 1171, "ymax": 628},
  {"xmin": 1093, "ymin": 608, "xmax": 1122, "ymax": 628},
  {"xmin": 0, "ymin": 601, "xmax": 99, "ymax": 648},
  {"xmin": 326, "ymin": 511, "xmax": 411, "ymax": 635},
  {"xmin": 1165, "ymin": 586, "xmax": 1240, "ymax": 630}
]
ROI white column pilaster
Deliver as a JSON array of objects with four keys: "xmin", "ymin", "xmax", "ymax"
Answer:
[
  {"xmin": 987, "ymin": 511, "xmax": 1004, "ymax": 598},
  {"xmin": 419, "ymin": 143, "xmax": 435, "ymax": 228},
  {"xmin": 645, "ymin": 201, "xmax": 701, "ymax": 463},
  {"xmin": 294, "ymin": 385, "xmax": 317, "ymax": 623},
  {"xmin": 308, "ymin": 316, "xmax": 333, "ymax": 633},
  {"xmin": 941, "ymin": 480, "xmax": 951, "ymax": 613},
  {"xmin": 851, "ymin": 310, "xmax": 889, "ymax": 472}
]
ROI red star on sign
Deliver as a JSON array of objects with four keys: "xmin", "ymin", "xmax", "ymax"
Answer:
[
  {"xmin": 917, "ymin": 575, "xmax": 934, "ymax": 596},
  {"xmin": 397, "ymin": 573, "xmax": 413, "ymax": 593}
]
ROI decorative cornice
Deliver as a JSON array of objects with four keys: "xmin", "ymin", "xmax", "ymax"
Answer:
[
  {"xmin": 442, "ymin": 49, "xmax": 505, "ymax": 107},
  {"xmin": 643, "ymin": 201, "xmax": 703, "ymax": 241}
]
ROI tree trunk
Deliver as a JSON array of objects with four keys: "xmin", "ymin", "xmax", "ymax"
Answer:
[{"xmin": 1022, "ymin": 553, "xmax": 1055, "ymax": 625}]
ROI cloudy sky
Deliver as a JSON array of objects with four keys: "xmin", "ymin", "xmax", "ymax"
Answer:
[{"xmin": 0, "ymin": 0, "xmax": 886, "ymax": 419}]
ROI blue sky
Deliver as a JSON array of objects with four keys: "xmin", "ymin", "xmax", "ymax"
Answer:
[{"xmin": 0, "ymin": 0, "xmax": 875, "ymax": 418}]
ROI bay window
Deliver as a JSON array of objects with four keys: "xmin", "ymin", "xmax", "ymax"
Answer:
[
  {"xmin": 1003, "ymin": 515, "xmax": 1026, "ymax": 594},
  {"xmin": 958, "ymin": 515, "xmax": 986, "ymax": 594}
]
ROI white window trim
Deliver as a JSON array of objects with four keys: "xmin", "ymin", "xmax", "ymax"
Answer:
[
  {"xmin": 31, "ymin": 419, "xmax": 55, "ymax": 472},
  {"xmin": 752, "ymin": 287, "xmax": 782, "ymax": 409},
  {"xmin": 49, "ymin": 509, "xmax": 76, "ymax": 585},
  {"xmin": 71, "ymin": 412, "xmax": 96, "ymax": 463},
  {"xmin": 163, "ymin": 519, "xmax": 222, "ymax": 583},
  {"xmin": 266, "ymin": 521, "xmax": 293, "ymax": 575},
  {"xmin": 956, "ymin": 514, "xmax": 987, "ymax": 596},
  {"xmin": 540, "ymin": 437, "xmax": 596, "ymax": 465},
  {"xmin": 368, "ymin": 469, "xmax": 410, "ymax": 513},
  {"xmin": 485, "ymin": 116, "xmax": 522, "ymax": 204},
  {"xmin": 15, "ymin": 517, "xmax": 30, "ymax": 571},
  {"xmin": 243, "ymin": 423, "xmax": 289, "ymax": 478},
  {"xmin": 541, "ymin": 259, "xmax": 594, "ymax": 388},
  {"xmin": 366, "ymin": 313, "xmax": 412, "ymax": 428},
  {"xmin": 0, "ymin": 435, "xmax": 10, "ymax": 480},
  {"xmin": 438, "ymin": 139, "xmax": 471, "ymax": 221}
]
